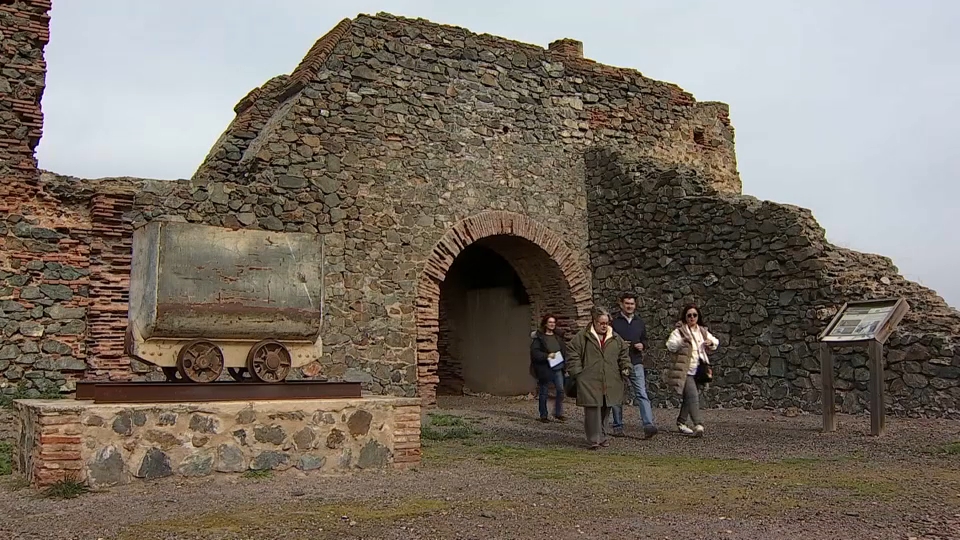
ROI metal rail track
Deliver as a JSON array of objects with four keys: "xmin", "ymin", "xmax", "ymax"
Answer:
[{"xmin": 75, "ymin": 380, "xmax": 362, "ymax": 404}]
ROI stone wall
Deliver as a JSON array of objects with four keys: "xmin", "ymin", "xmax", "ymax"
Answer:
[
  {"xmin": 4, "ymin": 8, "xmax": 957, "ymax": 417},
  {"xmin": 586, "ymin": 149, "xmax": 960, "ymax": 417},
  {"xmin": 0, "ymin": 0, "xmax": 49, "ymax": 177},
  {"xmin": 184, "ymin": 12, "xmax": 739, "ymax": 404},
  {"xmin": 0, "ymin": 169, "xmax": 162, "ymax": 400},
  {"xmin": 0, "ymin": 0, "xmax": 95, "ymax": 398},
  {"xmin": 15, "ymin": 395, "xmax": 421, "ymax": 488},
  {"xmin": 1, "ymin": 12, "xmax": 739, "ymax": 404}
]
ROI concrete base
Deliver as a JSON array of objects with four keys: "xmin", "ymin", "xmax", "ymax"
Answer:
[{"xmin": 14, "ymin": 395, "xmax": 421, "ymax": 488}]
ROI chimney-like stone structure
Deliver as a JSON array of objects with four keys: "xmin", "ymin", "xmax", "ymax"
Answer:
[{"xmin": 548, "ymin": 38, "xmax": 583, "ymax": 59}]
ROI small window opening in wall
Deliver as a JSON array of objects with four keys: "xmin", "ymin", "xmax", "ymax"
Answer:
[
  {"xmin": 693, "ymin": 129, "xmax": 706, "ymax": 145},
  {"xmin": 501, "ymin": 125, "xmax": 509, "ymax": 134}
]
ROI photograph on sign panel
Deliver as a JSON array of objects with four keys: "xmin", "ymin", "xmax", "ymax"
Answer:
[{"xmin": 827, "ymin": 305, "xmax": 894, "ymax": 339}]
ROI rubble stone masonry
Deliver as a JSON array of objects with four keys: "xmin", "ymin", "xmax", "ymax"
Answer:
[
  {"xmin": 16, "ymin": 396, "xmax": 421, "ymax": 487},
  {"xmin": 587, "ymin": 150, "xmax": 960, "ymax": 417},
  {"xmin": 1, "ymin": 8, "xmax": 958, "ymax": 417},
  {"xmin": 0, "ymin": 0, "xmax": 98, "ymax": 397}
]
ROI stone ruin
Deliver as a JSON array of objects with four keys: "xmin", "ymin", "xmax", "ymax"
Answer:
[{"xmin": 1, "ymin": 2, "xmax": 958, "ymax": 417}]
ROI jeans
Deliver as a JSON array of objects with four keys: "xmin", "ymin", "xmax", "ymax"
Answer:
[
  {"xmin": 611, "ymin": 363, "xmax": 656, "ymax": 430},
  {"xmin": 538, "ymin": 369, "xmax": 565, "ymax": 418}
]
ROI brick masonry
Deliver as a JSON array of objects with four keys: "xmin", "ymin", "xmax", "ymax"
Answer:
[
  {"xmin": 1, "ymin": 9, "xmax": 958, "ymax": 417},
  {"xmin": 392, "ymin": 403, "xmax": 422, "ymax": 468},
  {"xmin": 15, "ymin": 396, "xmax": 422, "ymax": 488}
]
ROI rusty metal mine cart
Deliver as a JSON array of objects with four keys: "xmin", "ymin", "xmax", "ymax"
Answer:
[{"xmin": 125, "ymin": 220, "xmax": 324, "ymax": 383}]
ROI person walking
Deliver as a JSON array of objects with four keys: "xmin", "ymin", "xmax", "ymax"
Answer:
[
  {"xmin": 665, "ymin": 303, "xmax": 719, "ymax": 437},
  {"xmin": 566, "ymin": 306, "xmax": 632, "ymax": 450},
  {"xmin": 609, "ymin": 292, "xmax": 658, "ymax": 439},
  {"xmin": 530, "ymin": 314, "xmax": 568, "ymax": 422}
]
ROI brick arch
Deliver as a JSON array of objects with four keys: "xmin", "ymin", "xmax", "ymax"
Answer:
[{"xmin": 415, "ymin": 211, "xmax": 592, "ymax": 405}]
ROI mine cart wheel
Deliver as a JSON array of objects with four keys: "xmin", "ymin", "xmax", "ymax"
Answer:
[
  {"xmin": 227, "ymin": 367, "xmax": 253, "ymax": 382},
  {"xmin": 162, "ymin": 367, "xmax": 184, "ymax": 382},
  {"xmin": 176, "ymin": 339, "xmax": 225, "ymax": 383},
  {"xmin": 246, "ymin": 339, "xmax": 292, "ymax": 383}
]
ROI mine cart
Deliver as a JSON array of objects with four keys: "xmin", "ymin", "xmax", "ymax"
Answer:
[{"xmin": 125, "ymin": 220, "xmax": 324, "ymax": 383}]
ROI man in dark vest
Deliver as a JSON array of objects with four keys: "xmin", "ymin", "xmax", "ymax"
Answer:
[{"xmin": 609, "ymin": 292, "xmax": 658, "ymax": 439}]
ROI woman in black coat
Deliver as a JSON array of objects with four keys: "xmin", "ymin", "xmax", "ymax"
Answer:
[{"xmin": 530, "ymin": 314, "xmax": 568, "ymax": 422}]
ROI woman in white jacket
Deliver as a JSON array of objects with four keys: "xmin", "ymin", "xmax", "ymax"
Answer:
[{"xmin": 665, "ymin": 303, "xmax": 719, "ymax": 437}]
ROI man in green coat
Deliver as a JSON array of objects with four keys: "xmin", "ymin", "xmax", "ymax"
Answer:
[{"xmin": 566, "ymin": 306, "xmax": 632, "ymax": 449}]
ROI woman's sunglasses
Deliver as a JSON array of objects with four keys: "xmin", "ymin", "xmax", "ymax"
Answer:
[{"xmin": 686, "ymin": 312, "xmax": 698, "ymax": 319}]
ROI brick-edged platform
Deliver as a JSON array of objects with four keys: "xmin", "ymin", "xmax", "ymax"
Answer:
[{"xmin": 14, "ymin": 396, "xmax": 421, "ymax": 488}]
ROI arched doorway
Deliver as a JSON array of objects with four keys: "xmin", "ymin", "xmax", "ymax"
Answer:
[{"xmin": 416, "ymin": 211, "xmax": 592, "ymax": 406}]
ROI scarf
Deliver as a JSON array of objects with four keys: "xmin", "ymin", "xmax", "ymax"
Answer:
[{"xmin": 589, "ymin": 324, "xmax": 613, "ymax": 349}]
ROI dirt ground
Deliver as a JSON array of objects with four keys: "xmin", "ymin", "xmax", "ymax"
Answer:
[{"xmin": 2, "ymin": 396, "xmax": 960, "ymax": 540}]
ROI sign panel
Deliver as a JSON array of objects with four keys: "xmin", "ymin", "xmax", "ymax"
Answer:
[
  {"xmin": 818, "ymin": 297, "xmax": 909, "ymax": 437},
  {"xmin": 819, "ymin": 298, "xmax": 906, "ymax": 343}
]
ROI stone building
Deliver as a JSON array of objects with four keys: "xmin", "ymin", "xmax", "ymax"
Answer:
[{"xmin": 2, "ymin": 3, "xmax": 958, "ymax": 416}]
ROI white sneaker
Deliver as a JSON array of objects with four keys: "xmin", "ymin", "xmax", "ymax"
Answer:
[
  {"xmin": 677, "ymin": 423, "xmax": 694, "ymax": 435},
  {"xmin": 693, "ymin": 424, "xmax": 705, "ymax": 437}
]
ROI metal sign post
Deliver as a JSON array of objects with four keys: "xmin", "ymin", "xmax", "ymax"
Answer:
[{"xmin": 817, "ymin": 298, "xmax": 909, "ymax": 436}]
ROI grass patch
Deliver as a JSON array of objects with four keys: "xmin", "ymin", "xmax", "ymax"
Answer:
[
  {"xmin": 123, "ymin": 497, "xmax": 451, "ymax": 538},
  {"xmin": 939, "ymin": 441, "xmax": 960, "ymax": 455},
  {"xmin": 0, "ymin": 442, "xmax": 12, "ymax": 476},
  {"xmin": 242, "ymin": 469, "xmax": 272, "ymax": 480},
  {"xmin": 421, "ymin": 425, "xmax": 478, "ymax": 441},
  {"xmin": 421, "ymin": 442, "xmax": 472, "ymax": 466},
  {"xmin": 427, "ymin": 413, "xmax": 468, "ymax": 427},
  {"xmin": 433, "ymin": 442, "xmax": 918, "ymax": 516},
  {"xmin": 421, "ymin": 413, "xmax": 480, "ymax": 441},
  {"xmin": 41, "ymin": 479, "xmax": 89, "ymax": 499}
]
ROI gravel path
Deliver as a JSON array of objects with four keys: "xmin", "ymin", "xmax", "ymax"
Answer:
[{"xmin": 2, "ymin": 396, "xmax": 959, "ymax": 540}]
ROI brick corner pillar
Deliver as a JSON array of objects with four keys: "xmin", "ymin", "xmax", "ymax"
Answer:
[{"xmin": 84, "ymin": 192, "xmax": 137, "ymax": 381}]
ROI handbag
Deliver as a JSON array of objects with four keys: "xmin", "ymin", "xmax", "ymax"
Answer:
[{"xmin": 694, "ymin": 359, "xmax": 713, "ymax": 386}]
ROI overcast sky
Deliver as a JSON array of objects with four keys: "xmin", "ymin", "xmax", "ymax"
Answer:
[{"xmin": 36, "ymin": 0, "xmax": 959, "ymax": 308}]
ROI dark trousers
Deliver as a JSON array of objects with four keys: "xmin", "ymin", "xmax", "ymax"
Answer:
[
  {"xmin": 583, "ymin": 398, "xmax": 611, "ymax": 445},
  {"xmin": 678, "ymin": 375, "xmax": 702, "ymax": 426}
]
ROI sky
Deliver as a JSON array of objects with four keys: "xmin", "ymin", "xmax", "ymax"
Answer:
[{"xmin": 36, "ymin": 0, "xmax": 959, "ymax": 308}]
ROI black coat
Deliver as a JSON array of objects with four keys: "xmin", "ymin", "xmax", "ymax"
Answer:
[{"xmin": 529, "ymin": 330, "xmax": 568, "ymax": 383}]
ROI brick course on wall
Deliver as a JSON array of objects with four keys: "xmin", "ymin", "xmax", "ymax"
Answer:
[
  {"xmin": 392, "ymin": 403, "xmax": 422, "ymax": 467},
  {"xmin": 586, "ymin": 149, "xmax": 960, "ymax": 417},
  {"xmin": 85, "ymin": 193, "xmax": 135, "ymax": 380}
]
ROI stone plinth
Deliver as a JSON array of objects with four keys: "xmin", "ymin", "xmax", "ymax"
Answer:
[{"xmin": 14, "ymin": 396, "xmax": 421, "ymax": 488}]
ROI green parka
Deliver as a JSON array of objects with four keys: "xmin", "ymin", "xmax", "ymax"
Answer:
[{"xmin": 566, "ymin": 325, "xmax": 631, "ymax": 407}]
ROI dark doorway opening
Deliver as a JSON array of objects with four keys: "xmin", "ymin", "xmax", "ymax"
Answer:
[
  {"xmin": 437, "ymin": 242, "xmax": 533, "ymax": 396},
  {"xmin": 415, "ymin": 211, "xmax": 591, "ymax": 406}
]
